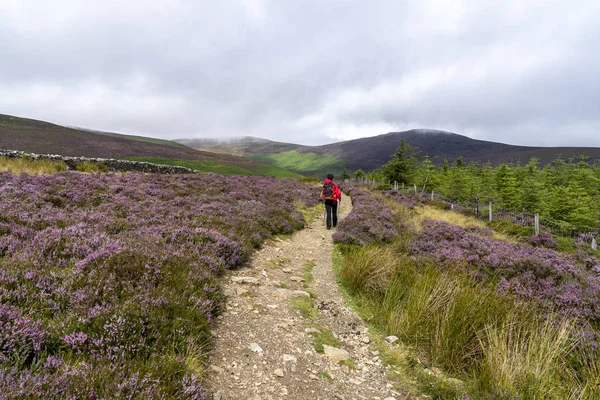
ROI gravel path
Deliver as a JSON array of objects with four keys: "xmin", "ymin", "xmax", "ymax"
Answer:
[{"xmin": 206, "ymin": 199, "xmax": 406, "ymax": 400}]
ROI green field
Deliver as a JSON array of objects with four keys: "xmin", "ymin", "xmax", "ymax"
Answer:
[
  {"xmin": 122, "ymin": 156, "xmax": 303, "ymax": 178},
  {"xmin": 249, "ymin": 150, "xmax": 345, "ymax": 178}
]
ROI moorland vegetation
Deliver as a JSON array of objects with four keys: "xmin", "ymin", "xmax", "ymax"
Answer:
[
  {"xmin": 334, "ymin": 183, "xmax": 600, "ymax": 398},
  {"xmin": 0, "ymin": 169, "xmax": 319, "ymax": 398},
  {"xmin": 360, "ymin": 140, "xmax": 600, "ymax": 230}
]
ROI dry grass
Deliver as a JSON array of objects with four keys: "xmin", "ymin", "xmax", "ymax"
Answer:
[
  {"xmin": 479, "ymin": 314, "xmax": 583, "ymax": 398},
  {"xmin": 0, "ymin": 156, "xmax": 67, "ymax": 174},
  {"xmin": 336, "ymin": 195, "xmax": 599, "ymax": 398},
  {"xmin": 414, "ymin": 205, "xmax": 513, "ymax": 241}
]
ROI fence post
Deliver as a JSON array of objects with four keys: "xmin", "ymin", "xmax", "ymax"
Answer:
[
  {"xmin": 431, "ymin": 191, "xmax": 434, "ymax": 201},
  {"xmin": 534, "ymin": 214, "xmax": 540, "ymax": 235},
  {"xmin": 394, "ymin": 181, "xmax": 398, "ymax": 190},
  {"xmin": 489, "ymin": 202, "xmax": 493, "ymax": 222},
  {"xmin": 414, "ymin": 184, "xmax": 417, "ymax": 195},
  {"xmin": 593, "ymin": 238, "xmax": 598, "ymax": 250}
]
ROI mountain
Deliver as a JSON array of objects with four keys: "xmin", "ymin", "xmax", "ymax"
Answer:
[
  {"xmin": 179, "ymin": 130, "xmax": 600, "ymax": 176},
  {"xmin": 0, "ymin": 114, "xmax": 300, "ymax": 177}
]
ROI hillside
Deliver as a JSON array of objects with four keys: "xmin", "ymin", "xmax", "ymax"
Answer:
[
  {"xmin": 179, "ymin": 130, "xmax": 600, "ymax": 176},
  {"xmin": 0, "ymin": 113, "xmax": 300, "ymax": 177}
]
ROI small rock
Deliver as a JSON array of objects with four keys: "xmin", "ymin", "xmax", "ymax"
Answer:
[
  {"xmin": 293, "ymin": 290, "xmax": 311, "ymax": 297},
  {"xmin": 274, "ymin": 368, "xmax": 285, "ymax": 377},
  {"xmin": 236, "ymin": 287, "xmax": 249, "ymax": 296},
  {"xmin": 290, "ymin": 276, "xmax": 304, "ymax": 282},
  {"xmin": 282, "ymin": 354, "xmax": 297, "ymax": 363},
  {"xmin": 213, "ymin": 391, "xmax": 223, "ymax": 400},
  {"xmin": 362, "ymin": 336, "xmax": 371, "ymax": 344},
  {"xmin": 383, "ymin": 398, "xmax": 396, "ymax": 400},
  {"xmin": 323, "ymin": 345, "xmax": 350, "ymax": 362},
  {"xmin": 305, "ymin": 327, "xmax": 321, "ymax": 334},
  {"xmin": 385, "ymin": 335, "xmax": 399, "ymax": 344},
  {"xmin": 282, "ymin": 268, "xmax": 292, "ymax": 273},
  {"xmin": 249, "ymin": 343, "xmax": 263, "ymax": 353},
  {"xmin": 232, "ymin": 276, "xmax": 260, "ymax": 285},
  {"xmin": 309, "ymin": 374, "xmax": 319, "ymax": 380},
  {"xmin": 210, "ymin": 365, "xmax": 225, "ymax": 374}
]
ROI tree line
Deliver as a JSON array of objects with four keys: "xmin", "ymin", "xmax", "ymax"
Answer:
[{"xmin": 342, "ymin": 140, "xmax": 600, "ymax": 229}]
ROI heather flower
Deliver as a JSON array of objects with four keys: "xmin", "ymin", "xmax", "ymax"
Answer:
[
  {"xmin": 412, "ymin": 218, "xmax": 600, "ymax": 324},
  {"xmin": 333, "ymin": 184, "xmax": 399, "ymax": 246},
  {"xmin": 529, "ymin": 232, "xmax": 559, "ymax": 249},
  {"xmin": 0, "ymin": 171, "xmax": 319, "ymax": 396}
]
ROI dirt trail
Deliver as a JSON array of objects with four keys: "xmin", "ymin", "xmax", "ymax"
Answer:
[{"xmin": 207, "ymin": 199, "xmax": 405, "ymax": 400}]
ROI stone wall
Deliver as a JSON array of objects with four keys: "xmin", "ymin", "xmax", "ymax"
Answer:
[{"xmin": 0, "ymin": 149, "xmax": 198, "ymax": 174}]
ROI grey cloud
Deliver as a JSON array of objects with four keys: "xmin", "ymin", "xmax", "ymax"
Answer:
[{"xmin": 0, "ymin": 0, "xmax": 599, "ymax": 146}]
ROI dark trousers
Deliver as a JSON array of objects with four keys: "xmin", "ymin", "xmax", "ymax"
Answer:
[{"xmin": 325, "ymin": 199, "xmax": 338, "ymax": 228}]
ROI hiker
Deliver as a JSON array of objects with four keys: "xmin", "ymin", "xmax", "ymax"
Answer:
[{"xmin": 320, "ymin": 173, "xmax": 342, "ymax": 230}]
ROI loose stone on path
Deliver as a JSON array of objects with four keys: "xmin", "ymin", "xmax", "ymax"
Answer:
[{"xmin": 206, "ymin": 198, "xmax": 403, "ymax": 399}]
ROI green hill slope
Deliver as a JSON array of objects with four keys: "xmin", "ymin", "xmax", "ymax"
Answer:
[
  {"xmin": 0, "ymin": 113, "xmax": 300, "ymax": 177},
  {"xmin": 179, "ymin": 130, "xmax": 600, "ymax": 175}
]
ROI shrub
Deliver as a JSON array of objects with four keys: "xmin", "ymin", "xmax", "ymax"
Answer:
[
  {"xmin": 529, "ymin": 232, "xmax": 559, "ymax": 249},
  {"xmin": 332, "ymin": 184, "xmax": 400, "ymax": 246},
  {"xmin": 0, "ymin": 171, "xmax": 319, "ymax": 397}
]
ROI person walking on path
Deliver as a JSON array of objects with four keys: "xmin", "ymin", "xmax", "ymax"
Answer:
[{"xmin": 320, "ymin": 173, "xmax": 342, "ymax": 230}]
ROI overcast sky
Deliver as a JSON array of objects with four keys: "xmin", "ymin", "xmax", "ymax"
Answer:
[{"xmin": 1, "ymin": 0, "xmax": 599, "ymax": 147}]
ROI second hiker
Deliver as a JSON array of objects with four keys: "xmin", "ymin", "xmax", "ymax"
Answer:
[{"xmin": 320, "ymin": 173, "xmax": 342, "ymax": 230}]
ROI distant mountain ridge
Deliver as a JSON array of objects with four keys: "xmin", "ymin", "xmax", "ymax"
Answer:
[
  {"xmin": 0, "ymin": 113, "xmax": 299, "ymax": 176},
  {"xmin": 179, "ymin": 130, "xmax": 600, "ymax": 174}
]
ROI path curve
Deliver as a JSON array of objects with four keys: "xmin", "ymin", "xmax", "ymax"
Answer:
[{"xmin": 206, "ymin": 199, "xmax": 404, "ymax": 400}]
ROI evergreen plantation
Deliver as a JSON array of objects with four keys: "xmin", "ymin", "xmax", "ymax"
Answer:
[{"xmin": 358, "ymin": 140, "xmax": 600, "ymax": 230}]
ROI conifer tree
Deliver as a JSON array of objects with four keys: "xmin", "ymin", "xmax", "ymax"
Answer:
[{"xmin": 381, "ymin": 139, "xmax": 418, "ymax": 185}]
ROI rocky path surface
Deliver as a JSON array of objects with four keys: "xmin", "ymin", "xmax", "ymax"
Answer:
[{"xmin": 207, "ymin": 200, "xmax": 405, "ymax": 400}]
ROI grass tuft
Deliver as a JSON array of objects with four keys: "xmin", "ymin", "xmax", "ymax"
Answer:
[
  {"xmin": 74, "ymin": 161, "xmax": 109, "ymax": 173},
  {"xmin": 0, "ymin": 156, "xmax": 67, "ymax": 174},
  {"xmin": 337, "ymin": 234, "xmax": 598, "ymax": 398},
  {"xmin": 290, "ymin": 296, "xmax": 318, "ymax": 319},
  {"xmin": 302, "ymin": 261, "xmax": 316, "ymax": 288},
  {"xmin": 317, "ymin": 371, "xmax": 334, "ymax": 382},
  {"xmin": 308, "ymin": 326, "xmax": 341, "ymax": 353}
]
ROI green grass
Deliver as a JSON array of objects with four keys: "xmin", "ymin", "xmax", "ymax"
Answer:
[
  {"xmin": 317, "ymin": 371, "xmax": 334, "ymax": 382},
  {"xmin": 302, "ymin": 261, "xmax": 316, "ymax": 288},
  {"xmin": 249, "ymin": 150, "xmax": 345, "ymax": 177},
  {"xmin": 252, "ymin": 163, "xmax": 304, "ymax": 178},
  {"xmin": 122, "ymin": 156, "xmax": 302, "ymax": 177},
  {"xmin": 290, "ymin": 296, "xmax": 318, "ymax": 319},
  {"xmin": 0, "ymin": 156, "xmax": 67, "ymax": 174},
  {"xmin": 308, "ymin": 326, "xmax": 341, "ymax": 354}
]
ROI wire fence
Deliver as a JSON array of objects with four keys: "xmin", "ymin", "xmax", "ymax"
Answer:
[{"xmin": 349, "ymin": 178, "xmax": 599, "ymax": 249}]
